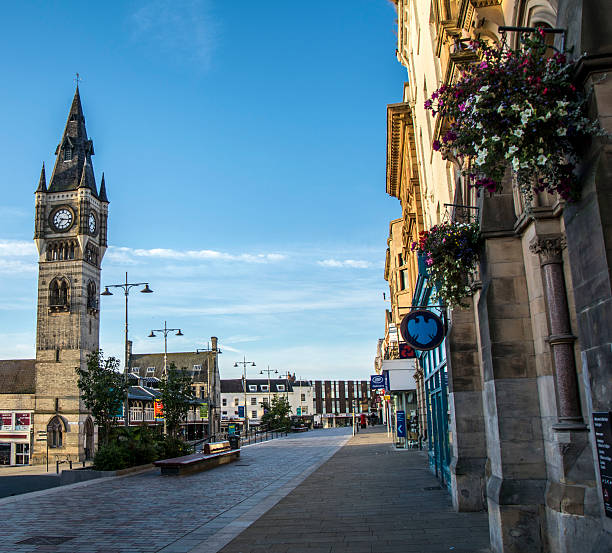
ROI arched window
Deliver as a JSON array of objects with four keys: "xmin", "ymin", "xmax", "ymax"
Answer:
[
  {"xmin": 47, "ymin": 416, "xmax": 64, "ymax": 448},
  {"xmin": 64, "ymin": 147, "xmax": 73, "ymax": 162},
  {"xmin": 59, "ymin": 280, "xmax": 68, "ymax": 306},
  {"xmin": 87, "ymin": 281, "xmax": 97, "ymax": 310},
  {"xmin": 50, "ymin": 280, "xmax": 60, "ymax": 306}
]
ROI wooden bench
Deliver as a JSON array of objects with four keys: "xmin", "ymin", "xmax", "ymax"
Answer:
[
  {"xmin": 291, "ymin": 425, "xmax": 308, "ymax": 433},
  {"xmin": 154, "ymin": 440, "xmax": 240, "ymax": 476}
]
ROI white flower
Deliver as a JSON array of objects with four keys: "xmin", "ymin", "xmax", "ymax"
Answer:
[
  {"xmin": 512, "ymin": 157, "xmax": 520, "ymax": 171},
  {"xmin": 511, "ymin": 104, "xmax": 521, "ymax": 111},
  {"xmin": 513, "ymin": 128, "xmax": 524, "ymax": 138},
  {"xmin": 476, "ymin": 122, "xmax": 483, "ymax": 129},
  {"xmin": 537, "ymin": 154, "xmax": 548, "ymax": 165},
  {"xmin": 557, "ymin": 100, "xmax": 569, "ymax": 108},
  {"xmin": 479, "ymin": 85, "xmax": 490, "ymax": 92},
  {"xmin": 491, "ymin": 135, "xmax": 501, "ymax": 141},
  {"xmin": 473, "ymin": 95, "xmax": 481, "ymax": 104},
  {"xmin": 545, "ymin": 112, "xmax": 552, "ymax": 119},
  {"xmin": 475, "ymin": 148, "xmax": 488, "ymax": 166},
  {"xmin": 520, "ymin": 109, "xmax": 533, "ymax": 125},
  {"xmin": 497, "ymin": 104, "xmax": 505, "ymax": 114},
  {"xmin": 558, "ymin": 128, "xmax": 567, "ymax": 136},
  {"xmin": 508, "ymin": 145, "xmax": 519, "ymax": 156}
]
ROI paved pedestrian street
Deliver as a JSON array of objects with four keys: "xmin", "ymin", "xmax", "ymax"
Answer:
[
  {"xmin": 0, "ymin": 430, "xmax": 351, "ymax": 553},
  {"xmin": 219, "ymin": 427, "xmax": 490, "ymax": 553},
  {"xmin": 0, "ymin": 428, "xmax": 490, "ymax": 553}
]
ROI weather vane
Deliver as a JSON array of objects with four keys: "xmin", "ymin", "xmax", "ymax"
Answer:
[{"xmin": 74, "ymin": 72, "xmax": 82, "ymax": 87}]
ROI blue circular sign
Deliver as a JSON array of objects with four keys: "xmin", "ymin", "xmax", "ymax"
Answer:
[{"xmin": 400, "ymin": 310, "xmax": 445, "ymax": 351}]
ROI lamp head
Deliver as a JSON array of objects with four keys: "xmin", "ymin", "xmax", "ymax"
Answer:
[
  {"xmin": 260, "ymin": 370, "xmax": 263, "ymax": 375},
  {"xmin": 148, "ymin": 331, "xmax": 156, "ymax": 338},
  {"xmin": 234, "ymin": 362, "xmax": 238, "ymax": 367},
  {"xmin": 140, "ymin": 284, "xmax": 153, "ymax": 294},
  {"xmin": 101, "ymin": 287, "xmax": 113, "ymax": 296},
  {"xmin": 251, "ymin": 362, "xmax": 256, "ymax": 367},
  {"xmin": 176, "ymin": 329, "xmax": 184, "ymax": 336}
]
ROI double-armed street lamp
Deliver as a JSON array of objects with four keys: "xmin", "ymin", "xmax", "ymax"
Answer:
[
  {"xmin": 234, "ymin": 357, "xmax": 255, "ymax": 434},
  {"xmin": 149, "ymin": 321, "xmax": 183, "ymax": 435},
  {"xmin": 260, "ymin": 366, "xmax": 278, "ymax": 408},
  {"xmin": 101, "ymin": 272, "xmax": 153, "ymax": 427},
  {"xmin": 148, "ymin": 321, "xmax": 184, "ymax": 377}
]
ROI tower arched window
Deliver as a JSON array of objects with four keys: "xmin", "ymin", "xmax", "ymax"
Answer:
[
  {"xmin": 87, "ymin": 281, "xmax": 97, "ymax": 310},
  {"xmin": 50, "ymin": 280, "xmax": 60, "ymax": 306},
  {"xmin": 47, "ymin": 416, "xmax": 64, "ymax": 448},
  {"xmin": 64, "ymin": 147, "xmax": 73, "ymax": 162},
  {"xmin": 60, "ymin": 280, "xmax": 68, "ymax": 306}
]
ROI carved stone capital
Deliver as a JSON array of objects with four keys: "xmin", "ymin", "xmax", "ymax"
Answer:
[{"xmin": 529, "ymin": 234, "xmax": 566, "ymax": 265}]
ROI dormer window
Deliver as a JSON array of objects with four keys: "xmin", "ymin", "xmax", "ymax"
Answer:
[
  {"xmin": 277, "ymin": 385, "xmax": 285, "ymax": 392},
  {"xmin": 64, "ymin": 147, "xmax": 73, "ymax": 162}
]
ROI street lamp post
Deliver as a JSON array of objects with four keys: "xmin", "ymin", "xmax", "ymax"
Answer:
[
  {"xmin": 149, "ymin": 321, "xmax": 183, "ymax": 435},
  {"xmin": 260, "ymin": 366, "xmax": 278, "ymax": 408},
  {"xmin": 234, "ymin": 357, "xmax": 255, "ymax": 436},
  {"xmin": 196, "ymin": 343, "xmax": 222, "ymax": 439},
  {"xmin": 101, "ymin": 272, "xmax": 153, "ymax": 427}
]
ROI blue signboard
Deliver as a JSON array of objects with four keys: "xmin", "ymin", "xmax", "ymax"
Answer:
[
  {"xmin": 396, "ymin": 410, "xmax": 406, "ymax": 438},
  {"xmin": 383, "ymin": 370, "xmax": 390, "ymax": 391},
  {"xmin": 238, "ymin": 405, "xmax": 245, "ymax": 418},
  {"xmin": 400, "ymin": 310, "xmax": 445, "ymax": 351},
  {"xmin": 370, "ymin": 374, "xmax": 385, "ymax": 390},
  {"xmin": 296, "ymin": 407, "xmax": 302, "ymax": 416}
]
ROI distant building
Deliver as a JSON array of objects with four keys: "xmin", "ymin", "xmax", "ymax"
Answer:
[{"xmin": 312, "ymin": 380, "xmax": 374, "ymax": 428}]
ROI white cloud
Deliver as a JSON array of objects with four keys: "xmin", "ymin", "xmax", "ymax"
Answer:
[
  {"xmin": 0, "ymin": 240, "xmax": 37, "ymax": 257},
  {"xmin": 107, "ymin": 245, "xmax": 287, "ymax": 264},
  {"xmin": 131, "ymin": 0, "xmax": 219, "ymax": 67},
  {"xmin": 317, "ymin": 258, "xmax": 371, "ymax": 269}
]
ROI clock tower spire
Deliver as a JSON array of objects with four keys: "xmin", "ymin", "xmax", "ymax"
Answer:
[{"xmin": 32, "ymin": 87, "xmax": 109, "ymax": 463}]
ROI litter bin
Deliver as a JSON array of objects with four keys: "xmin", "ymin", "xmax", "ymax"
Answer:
[{"xmin": 228, "ymin": 435, "xmax": 240, "ymax": 450}]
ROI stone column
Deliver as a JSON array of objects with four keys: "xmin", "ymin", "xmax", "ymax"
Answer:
[{"xmin": 529, "ymin": 235, "xmax": 585, "ymax": 430}]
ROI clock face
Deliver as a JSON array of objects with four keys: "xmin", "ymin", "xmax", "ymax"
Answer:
[
  {"xmin": 88, "ymin": 213, "xmax": 97, "ymax": 234},
  {"xmin": 52, "ymin": 208, "xmax": 73, "ymax": 231}
]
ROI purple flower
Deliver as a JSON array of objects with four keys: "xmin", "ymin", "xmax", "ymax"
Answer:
[
  {"xmin": 432, "ymin": 140, "xmax": 441, "ymax": 151},
  {"xmin": 458, "ymin": 103, "xmax": 466, "ymax": 112},
  {"xmin": 424, "ymin": 99, "xmax": 433, "ymax": 109}
]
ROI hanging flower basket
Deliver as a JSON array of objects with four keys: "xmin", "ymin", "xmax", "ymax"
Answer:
[
  {"xmin": 425, "ymin": 31, "xmax": 603, "ymax": 201},
  {"xmin": 412, "ymin": 222, "xmax": 481, "ymax": 308}
]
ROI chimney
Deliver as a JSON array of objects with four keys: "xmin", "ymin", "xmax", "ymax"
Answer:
[{"xmin": 211, "ymin": 336, "xmax": 218, "ymax": 352}]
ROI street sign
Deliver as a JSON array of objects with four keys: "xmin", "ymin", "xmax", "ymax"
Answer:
[
  {"xmin": 396, "ymin": 410, "xmax": 406, "ymax": 438},
  {"xmin": 370, "ymin": 374, "xmax": 385, "ymax": 390},
  {"xmin": 296, "ymin": 407, "xmax": 301, "ymax": 416},
  {"xmin": 593, "ymin": 411, "xmax": 612, "ymax": 518},
  {"xmin": 199, "ymin": 402, "xmax": 208, "ymax": 419},
  {"xmin": 400, "ymin": 309, "xmax": 445, "ymax": 351}
]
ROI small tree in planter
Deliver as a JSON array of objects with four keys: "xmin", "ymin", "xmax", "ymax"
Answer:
[
  {"xmin": 158, "ymin": 363, "xmax": 194, "ymax": 438},
  {"xmin": 425, "ymin": 31, "xmax": 603, "ymax": 202},
  {"xmin": 412, "ymin": 222, "xmax": 481, "ymax": 308}
]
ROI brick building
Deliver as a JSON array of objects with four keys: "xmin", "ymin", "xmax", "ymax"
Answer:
[{"xmin": 312, "ymin": 380, "xmax": 373, "ymax": 428}]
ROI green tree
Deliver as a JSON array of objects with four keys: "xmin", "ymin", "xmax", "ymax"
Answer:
[
  {"xmin": 159, "ymin": 363, "xmax": 193, "ymax": 437},
  {"xmin": 260, "ymin": 395, "xmax": 291, "ymax": 430},
  {"xmin": 76, "ymin": 351, "xmax": 126, "ymax": 445}
]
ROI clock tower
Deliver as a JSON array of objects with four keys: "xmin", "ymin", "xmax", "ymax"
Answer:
[{"xmin": 32, "ymin": 87, "xmax": 109, "ymax": 463}]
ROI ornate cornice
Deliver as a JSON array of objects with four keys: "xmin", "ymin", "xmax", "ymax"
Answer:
[{"xmin": 529, "ymin": 234, "xmax": 566, "ymax": 265}]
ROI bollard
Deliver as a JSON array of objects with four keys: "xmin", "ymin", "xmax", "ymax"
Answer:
[
  {"xmin": 56, "ymin": 460, "xmax": 60, "ymax": 474},
  {"xmin": 69, "ymin": 460, "xmax": 73, "ymax": 470}
]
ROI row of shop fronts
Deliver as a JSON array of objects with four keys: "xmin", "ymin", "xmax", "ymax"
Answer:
[{"xmin": 0, "ymin": 411, "xmax": 32, "ymax": 466}]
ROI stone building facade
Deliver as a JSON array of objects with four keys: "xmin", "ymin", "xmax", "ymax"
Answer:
[
  {"xmin": 384, "ymin": 1, "xmax": 612, "ymax": 551},
  {"xmin": 0, "ymin": 87, "xmax": 107, "ymax": 465}
]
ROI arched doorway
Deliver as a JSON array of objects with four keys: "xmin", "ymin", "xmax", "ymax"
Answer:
[{"xmin": 84, "ymin": 417, "xmax": 94, "ymax": 460}]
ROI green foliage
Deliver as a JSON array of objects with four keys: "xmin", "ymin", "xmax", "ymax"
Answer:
[
  {"xmin": 425, "ymin": 32, "xmax": 604, "ymax": 201},
  {"xmin": 260, "ymin": 395, "xmax": 291, "ymax": 430},
  {"xmin": 413, "ymin": 222, "xmax": 482, "ymax": 308},
  {"xmin": 94, "ymin": 426, "xmax": 192, "ymax": 470},
  {"xmin": 76, "ymin": 351, "xmax": 127, "ymax": 445},
  {"xmin": 159, "ymin": 363, "xmax": 194, "ymax": 437}
]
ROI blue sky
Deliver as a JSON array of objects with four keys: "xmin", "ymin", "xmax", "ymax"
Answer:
[{"xmin": 0, "ymin": 1, "xmax": 404, "ymax": 380}]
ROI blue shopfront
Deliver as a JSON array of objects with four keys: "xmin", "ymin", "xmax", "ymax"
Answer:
[{"xmin": 409, "ymin": 255, "xmax": 451, "ymax": 491}]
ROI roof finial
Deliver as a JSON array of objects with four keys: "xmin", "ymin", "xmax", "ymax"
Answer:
[
  {"xmin": 36, "ymin": 162, "xmax": 47, "ymax": 193},
  {"xmin": 74, "ymin": 72, "xmax": 82, "ymax": 89}
]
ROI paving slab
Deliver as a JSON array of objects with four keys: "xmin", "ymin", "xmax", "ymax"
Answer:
[{"xmin": 218, "ymin": 427, "xmax": 490, "ymax": 553}]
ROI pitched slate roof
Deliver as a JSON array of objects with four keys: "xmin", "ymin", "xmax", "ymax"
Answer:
[
  {"xmin": 0, "ymin": 360, "xmax": 36, "ymax": 394},
  {"xmin": 220, "ymin": 378, "xmax": 294, "ymax": 393},
  {"xmin": 129, "ymin": 351, "xmax": 214, "ymax": 383}
]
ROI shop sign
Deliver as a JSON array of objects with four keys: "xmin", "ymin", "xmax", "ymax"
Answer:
[
  {"xmin": 399, "ymin": 342, "xmax": 416, "ymax": 359},
  {"xmin": 296, "ymin": 407, "xmax": 301, "ymax": 416},
  {"xmin": 400, "ymin": 310, "xmax": 445, "ymax": 351},
  {"xmin": 238, "ymin": 406, "xmax": 245, "ymax": 418},
  {"xmin": 199, "ymin": 402, "xmax": 208, "ymax": 419},
  {"xmin": 396, "ymin": 411, "xmax": 406, "ymax": 438},
  {"xmin": 370, "ymin": 374, "xmax": 385, "ymax": 390},
  {"xmin": 593, "ymin": 412, "xmax": 612, "ymax": 519},
  {"xmin": 0, "ymin": 413, "xmax": 12, "ymax": 430},
  {"xmin": 228, "ymin": 424, "xmax": 237, "ymax": 435},
  {"xmin": 15, "ymin": 413, "xmax": 31, "ymax": 430},
  {"xmin": 383, "ymin": 395, "xmax": 391, "ymax": 401},
  {"xmin": 154, "ymin": 399, "xmax": 164, "ymax": 420}
]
